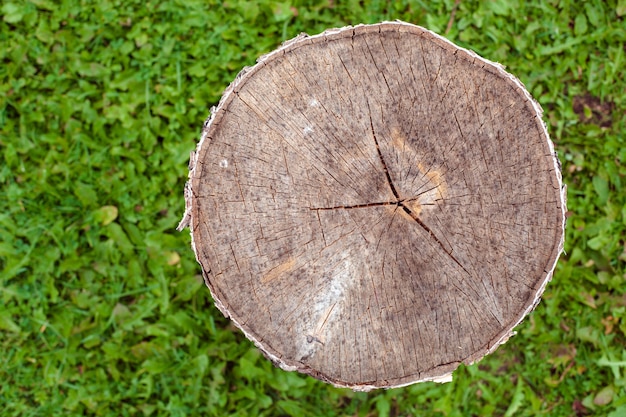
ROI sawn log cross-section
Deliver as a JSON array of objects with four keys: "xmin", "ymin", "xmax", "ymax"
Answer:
[{"xmin": 179, "ymin": 21, "xmax": 566, "ymax": 390}]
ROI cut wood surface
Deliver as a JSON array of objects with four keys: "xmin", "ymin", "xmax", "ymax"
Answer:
[{"xmin": 179, "ymin": 21, "xmax": 566, "ymax": 390}]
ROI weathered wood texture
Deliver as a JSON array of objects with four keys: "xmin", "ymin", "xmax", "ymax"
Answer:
[{"xmin": 179, "ymin": 21, "xmax": 566, "ymax": 390}]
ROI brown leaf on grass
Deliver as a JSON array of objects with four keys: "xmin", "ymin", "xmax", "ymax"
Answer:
[
  {"xmin": 572, "ymin": 399, "xmax": 588, "ymax": 416},
  {"xmin": 600, "ymin": 315, "xmax": 618, "ymax": 334},
  {"xmin": 552, "ymin": 344, "xmax": 577, "ymax": 363},
  {"xmin": 112, "ymin": 303, "xmax": 131, "ymax": 323},
  {"xmin": 545, "ymin": 360, "xmax": 575, "ymax": 387},
  {"xmin": 579, "ymin": 292, "xmax": 597, "ymax": 309},
  {"xmin": 593, "ymin": 386, "xmax": 614, "ymax": 406},
  {"xmin": 573, "ymin": 94, "xmax": 614, "ymax": 128},
  {"xmin": 166, "ymin": 251, "xmax": 181, "ymax": 266},
  {"xmin": 131, "ymin": 341, "xmax": 164, "ymax": 361},
  {"xmin": 598, "ymin": 292, "xmax": 626, "ymax": 307}
]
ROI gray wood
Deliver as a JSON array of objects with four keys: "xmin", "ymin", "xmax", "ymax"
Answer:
[{"xmin": 179, "ymin": 21, "xmax": 566, "ymax": 390}]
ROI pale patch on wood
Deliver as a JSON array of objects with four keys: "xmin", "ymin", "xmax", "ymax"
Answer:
[
  {"xmin": 403, "ymin": 200, "xmax": 423, "ymax": 216},
  {"xmin": 390, "ymin": 127, "xmax": 406, "ymax": 150},
  {"xmin": 261, "ymin": 257, "xmax": 297, "ymax": 283},
  {"xmin": 415, "ymin": 162, "xmax": 447, "ymax": 206},
  {"xmin": 390, "ymin": 127, "xmax": 448, "ymax": 211},
  {"xmin": 295, "ymin": 266, "xmax": 349, "ymax": 361},
  {"xmin": 309, "ymin": 302, "xmax": 337, "ymax": 345}
]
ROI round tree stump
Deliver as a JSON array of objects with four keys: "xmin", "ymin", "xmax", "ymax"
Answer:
[{"xmin": 179, "ymin": 21, "xmax": 566, "ymax": 390}]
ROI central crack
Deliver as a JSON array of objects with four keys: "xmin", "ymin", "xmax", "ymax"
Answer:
[
  {"xmin": 370, "ymin": 113, "xmax": 401, "ymax": 200},
  {"xmin": 309, "ymin": 111, "xmax": 469, "ymax": 275},
  {"xmin": 370, "ymin": 114, "xmax": 470, "ymax": 275}
]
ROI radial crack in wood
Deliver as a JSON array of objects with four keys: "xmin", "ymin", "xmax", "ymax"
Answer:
[{"xmin": 179, "ymin": 21, "xmax": 566, "ymax": 391}]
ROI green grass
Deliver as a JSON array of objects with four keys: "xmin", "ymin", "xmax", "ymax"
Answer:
[{"xmin": 1, "ymin": 0, "xmax": 625, "ymax": 415}]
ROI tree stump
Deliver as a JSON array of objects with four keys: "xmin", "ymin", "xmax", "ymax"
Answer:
[{"xmin": 178, "ymin": 21, "xmax": 566, "ymax": 390}]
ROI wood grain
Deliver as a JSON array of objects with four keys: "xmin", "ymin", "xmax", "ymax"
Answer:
[{"xmin": 179, "ymin": 21, "xmax": 566, "ymax": 390}]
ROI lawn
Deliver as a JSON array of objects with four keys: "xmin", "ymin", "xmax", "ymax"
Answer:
[{"xmin": 1, "ymin": 0, "xmax": 625, "ymax": 415}]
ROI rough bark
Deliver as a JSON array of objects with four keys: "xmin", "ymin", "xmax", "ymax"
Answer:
[{"xmin": 179, "ymin": 21, "xmax": 566, "ymax": 391}]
